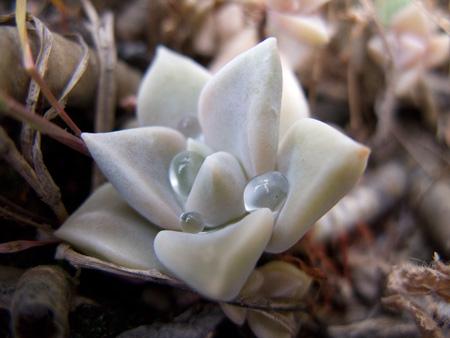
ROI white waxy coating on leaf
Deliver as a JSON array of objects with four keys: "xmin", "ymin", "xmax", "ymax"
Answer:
[
  {"xmin": 266, "ymin": 118, "xmax": 370, "ymax": 253},
  {"xmin": 279, "ymin": 57, "xmax": 309, "ymax": 142},
  {"xmin": 82, "ymin": 127, "xmax": 186, "ymax": 230},
  {"xmin": 199, "ymin": 38, "xmax": 282, "ymax": 178},
  {"xmin": 154, "ymin": 209, "xmax": 274, "ymax": 301},
  {"xmin": 185, "ymin": 152, "xmax": 247, "ymax": 227},
  {"xmin": 137, "ymin": 46, "xmax": 211, "ymax": 131},
  {"xmin": 55, "ymin": 184, "xmax": 164, "ymax": 270},
  {"xmin": 186, "ymin": 138, "xmax": 213, "ymax": 158}
]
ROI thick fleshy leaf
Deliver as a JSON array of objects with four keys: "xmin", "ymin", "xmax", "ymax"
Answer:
[
  {"xmin": 258, "ymin": 261, "xmax": 311, "ymax": 299},
  {"xmin": 154, "ymin": 209, "xmax": 274, "ymax": 301},
  {"xmin": 137, "ymin": 46, "xmax": 211, "ymax": 134},
  {"xmin": 248, "ymin": 311, "xmax": 297, "ymax": 338},
  {"xmin": 427, "ymin": 34, "xmax": 450, "ymax": 67},
  {"xmin": 268, "ymin": 12, "xmax": 330, "ymax": 46},
  {"xmin": 186, "ymin": 138, "xmax": 213, "ymax": 158},
  {"xmin": 199, "ymin": 38, "xmax": 282, "ymax": 177},
  {"xmin": 279, "ymin": 57, "xmax": 309, "ymax": 142},
  {"xmin": 55, "ymin": 184, "xmax": 164, "ymax": 270},
  {"xmin": 220, "ymin": 303, "xmax": 247, "ymax": 326},
  {"xmin": 391, "ymin": 3, "xmax": 431, "ymax": 37},
  {"xmin": 220, "ymin": 270, "xmax": 264, "ymax": 325},
  {"xmin": 266, "ymin": 118, "xmax": 370, "ymax": 253},
  {"xmin": 82, "ymin": 127, "xmax": 186, "ymax": 230},
  {"xmin": 185, "ymin": 152, "xmax": 247, "ymax": 227}
]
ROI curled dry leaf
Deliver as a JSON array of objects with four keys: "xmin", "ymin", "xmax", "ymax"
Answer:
[{"xmin": 0, "ymin": 23, "xmax": 140, "ymax": 109}]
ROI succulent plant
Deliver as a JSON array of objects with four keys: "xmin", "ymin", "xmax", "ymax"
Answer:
[
  {"xmin": 266, "ymin": 0, "xmax": 333, "ymax": 71},
  {"xmin": 221, "ymin": 260, "xmax": 312, "ymax": 338},
  {"xmin": 369, "ymin": 1, "xmax": 450, "ymax": 96},
  {"xmin": 55, "ymin": 38, "xmax": 369, "ymax": 302}
]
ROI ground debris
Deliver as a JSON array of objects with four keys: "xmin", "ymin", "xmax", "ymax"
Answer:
[
  {"xmin": 10, "ymin": 265, "xmax": 73, "ymax": 338},
  {"xmin": 116, "ymin": 303, "xmax": 224, "ymax": 338},
  {"xmin": 328, "ymin": 316, "xmax": 420, "ymax": 338}
]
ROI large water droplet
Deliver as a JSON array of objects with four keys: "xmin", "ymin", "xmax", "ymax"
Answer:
[
  {"xmin": 169, "ymin": 150, "xmax": 204, "ymax": 202},
  {"xmin": 177, "ymin": 116, "xmax": 201, "ymax": 139},
  {"xmin": 180, "ymin": 211, "xmax": 204, "ymax": 233},
  {"xmin": 243, "ymin": 171, "xmax": 289, "ymax": 212}
]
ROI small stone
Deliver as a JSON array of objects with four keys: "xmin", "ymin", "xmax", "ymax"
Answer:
[{"xmin": 244, "ymin": 171, "xmax": 289, "ymax": 212}]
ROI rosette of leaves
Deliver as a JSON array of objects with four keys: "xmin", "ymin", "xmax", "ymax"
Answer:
[{"xmin": 56, "ymin": 38, "xmax": 369, "ymax": 302}]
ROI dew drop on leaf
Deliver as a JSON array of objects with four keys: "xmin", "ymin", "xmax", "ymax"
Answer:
[
  {"xmin": 244, "ymin": 171, "xmax": 289, "ymax": 212},
  {"xmin": 169, "ymin": 150, "xmax": 204, "ymax": 202},
  {"xmin": 180, "ymin": 211, "xmax": 204, "ymax": 233}
]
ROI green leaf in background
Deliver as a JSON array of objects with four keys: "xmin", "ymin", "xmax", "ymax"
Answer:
[{"xmin": 375, "ymin": 0, "xmax": 412, "ymax": 26}]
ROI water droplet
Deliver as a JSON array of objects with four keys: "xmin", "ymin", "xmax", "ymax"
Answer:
[
  {"xmin": 180, "ymin": 211, "xmax": 204, "ymax": 233},
  {"xmin": 169, "ymin": 150, "xmax": 204, "ymax": 202},
  {"xmin": 243, "ymin": 171, "xmax": 289, "ymax": 212},
  {"xmin": 177, "ymin": 116, "xmax": 201, "ymax": 139}
]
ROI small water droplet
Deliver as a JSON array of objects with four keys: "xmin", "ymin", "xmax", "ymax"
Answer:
[
  {"xmin": 177, "ymin": 116, "xmax": 201, "ymax": 139},
  {"xmin": 180, "ymin": 211, "xmax": 204, "ymax": 233},
  {"xmin": 169, "ymin": 150, "xmax": 204, "ymax": 202},
  {"xmin": 243, "ymin": 171, "xmax": 289, "ymax": 212}
]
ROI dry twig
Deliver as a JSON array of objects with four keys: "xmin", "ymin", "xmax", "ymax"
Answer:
[
  {"xmin": 0, "ymin": 126, "xmax": 68, "ymax": 220},
  {"xmin": 81, "ymin": 0, "xmax": 118, "ymax": 188}
]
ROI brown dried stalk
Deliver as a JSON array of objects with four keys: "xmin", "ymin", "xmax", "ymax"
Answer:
[
  {"xmin": 15, "ymin": 0, "xmax": 81, "ymax": 136},
  {"xmin": 0, "ymin": 239, "xmax": 60, "ymax": 254},
  {"xmin": 12, "ymin": 14, "xmax": 70, "ymax": 222},
  {"xmin": 81, "ymin": 0, "xmax": 118, "ymax": 188},
  {"xmin": 0, "ymin": 204, "xmax": 52, "ymax": 232},
  {"xmin": 0, "ymin": 126, "xmax": 68, "ymax": 221},
  {"xmin": 20, "ymin": 15, "xmax": 55, "ymax": 163},
  {"xmin": 0, "ymin": 93, "xmax": 89, "ymax": 155}
]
